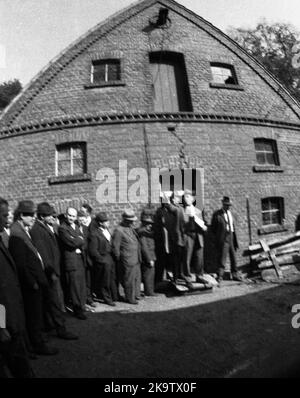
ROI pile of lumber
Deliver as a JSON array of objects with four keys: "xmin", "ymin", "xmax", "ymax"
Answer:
[{"xmin": 248, "ymin": 231, "xmax": 300, "ymax": 278}]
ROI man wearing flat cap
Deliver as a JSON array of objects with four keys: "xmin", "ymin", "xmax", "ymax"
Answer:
[
  {"xmin": 9, "ymin": 200, "xmax": 58, "ymax": 355},
  {"xmin": 88, "ymin": 212, "xmax": 118, "ymax": 306},
  {"xmin": 30, "ymin": 202, "xmax": 78, "ymax": 340},
  {"xmin": 112, "ymin": 209, "xmax": 142, "ymax": 304},
  {"xmin": 211, "ymin": 196, "xmax": 243, "ymax": 283}
]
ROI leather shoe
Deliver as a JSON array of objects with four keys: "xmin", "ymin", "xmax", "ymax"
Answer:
[
  {"xmin": 105, "ymin": 300, "xmax": 116, "ymax": 307},
  {"xmin": 57, "ymin": 330, "xmax": 79, "ymax": 340},
  {"xmin": 74, "ymin": 312, "xmax": 87, "ymax": 320},
  {"xmin": 126, "ymin": 300, "xmax": 139, "ymax": 305},
  {"xmin": 232, "ymin": 273, "xmax": 244, "ymax": 282},
  {"xmin": 34, "ymin": 344, "xmax": 59, "ymax": 356}
]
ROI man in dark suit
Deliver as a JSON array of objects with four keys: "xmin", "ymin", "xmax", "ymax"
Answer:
[
  {"xmin": 9, "ymin": 200, "xmax": 58, "ymax": 356},
  {"xmin": 112, "ymin": 209, "xmax": 142, "ymax": 305},
  {"xmin": 138, "ymin": 209, "xmax": 157, "ymax": 296},
  {"xmin": 0, "ymin": 197, "xmax": 34, "ymax": 378},
  {"xmin": 88, "ymin": 212, "xmax": 118, "ymax": 306},
  {"xmin": 154, "ymin": 191, "xmax": 185, "ymax": 284},
  {"xmin": 59, "ymin": 207, "xmax": 87, "ymax": 320},
  {"xmin": 77, "ymin": 210, "xmax": 96, "ymax": 307},
  {"xmin": 0, "ymin": 209, "xmax": 13, "ymax": 249},
  {"xmin": 30, "ymin": 202, "xmax": 78, "ymax": 340},
  {"xmin": 211, "ymin": 196, "xmax": 243, "ymax": 283}
]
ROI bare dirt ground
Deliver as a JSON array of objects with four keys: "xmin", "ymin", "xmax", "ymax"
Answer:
[{"xmin": 32, "ymin": 273, "xmax": 300, "ymax": 378}]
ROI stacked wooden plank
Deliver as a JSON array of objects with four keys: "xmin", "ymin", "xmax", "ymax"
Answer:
[{"xmin": 248, "ymin": 231, "xmax": 300, "ymax": 277}]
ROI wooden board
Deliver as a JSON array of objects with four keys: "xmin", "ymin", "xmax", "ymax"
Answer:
[{"xmin": 259, "ymin": 239, "xmax": 283, "ymax": 278}]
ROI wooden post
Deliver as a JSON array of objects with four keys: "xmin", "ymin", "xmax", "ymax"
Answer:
[{"xmin": 246, "ymin": 197, "xmax": 252, "ymax": 246}]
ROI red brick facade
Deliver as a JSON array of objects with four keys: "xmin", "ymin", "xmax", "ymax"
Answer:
[{"xmin": 1, "ymin": 0, "xmax": 300, "ymax": 267}]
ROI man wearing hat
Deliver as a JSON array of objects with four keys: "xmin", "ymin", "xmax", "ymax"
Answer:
[
  {"xmin": 211, "ymin": 196, "xmax": 243, "ymax": 283},
  {"xmin": 88, "ymin": 212, "xmax": 118, "ymax": 306},
  {"xmin": 138, "ymin": 209, "xmax": 157, "ymax": 296},
  {"xmin": 30, "ymin": 202, "xmax": 78, "ymax": 340},
  {"xmin": 9, "ymin": 200, "xmax": 58, "ymax": 355},
  {"xmin": 112, "ymin": 209, "xmax": 142, "ymax": 304}
]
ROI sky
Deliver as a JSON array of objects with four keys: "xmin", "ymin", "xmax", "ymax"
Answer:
[{"xmin": 1, "ymin": 0, "xmax": 300, "ymax": 86}]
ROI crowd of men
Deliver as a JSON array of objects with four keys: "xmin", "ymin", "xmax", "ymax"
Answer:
[{"xmin": 0, "ymin": 189, "xmax": 243, "ymax": 378}]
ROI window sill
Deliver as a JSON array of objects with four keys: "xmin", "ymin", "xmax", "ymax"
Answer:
[
  {"xmin": 48, "ymin": 173, "xmax": 91, "ymax": 185},
  {"xmin": 209, "ymin": 82, "xmax": 244, "ymax": 91},
  {"xmin": 258, "ymin": 224, "xmax": 288, "ymax": 235},
  {"xmin": 84, "ymin": 81, "xmax": 126, "ymax": 89},
  {"xmin": 253, "ymin": 165, "xmax": 283, "ymax": 172}
]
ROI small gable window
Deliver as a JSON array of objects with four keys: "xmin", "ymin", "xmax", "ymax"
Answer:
[
  {"xmin": 210, "ymin": 63, "xmax": 240, "ymax": 87},
  {"xmin": 91, "ymin": 59, "xmax": 121, "ymax": 84}
]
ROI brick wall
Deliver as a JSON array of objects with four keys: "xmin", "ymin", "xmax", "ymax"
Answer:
[
  {"xmin": 0, "ymin": 0, "xmax": 300, "ymax": 270},
  {"xmin": 1, "ymin": 121, "xmax": 300, "ymax": 268},
  {"xmin": 1, "ymin": 1, "xmax": 299, "ymax": 128}
]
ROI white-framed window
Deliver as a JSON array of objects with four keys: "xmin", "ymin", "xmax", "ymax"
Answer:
[
  {"xmin": 254, "ymin": 139, "xmax": 279, "ymax": 165},
  {"xmin": 261, "ymin": 197, "xmax": 284, "ymax": 226},
  {"xmin": 91, "ymin": 59, "xmax": 121, "ymax": 84},
  {"xmin": 55, "ymin": 142, "xmax": 87, "ymax": 177}
]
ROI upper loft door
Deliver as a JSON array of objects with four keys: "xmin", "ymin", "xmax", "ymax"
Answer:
[{"xmin": 150, "ymin": 52, "xmax": 193, "ymax": 113}]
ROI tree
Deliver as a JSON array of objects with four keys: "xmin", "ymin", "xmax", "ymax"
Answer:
[
  {"xmin": 0, "ymin": 79, "xmax": 22, "ymax": 110},
  {"xmin": 227, "ymin": 21, "xmax": 300, "ymax": 102}
]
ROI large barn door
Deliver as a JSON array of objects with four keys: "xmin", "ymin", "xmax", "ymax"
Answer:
[{"xmin": 150, "ymin": 52, "xmax": 193, "ymax": 113}]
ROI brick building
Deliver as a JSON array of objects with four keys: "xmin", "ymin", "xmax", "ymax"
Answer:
[{"xmin": 1, "ymin": 0, "xmax": 300, "ymax": 268}]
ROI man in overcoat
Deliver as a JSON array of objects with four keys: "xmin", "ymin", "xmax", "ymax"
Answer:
[
  {"xmin": 88, "ymin": 212, "xmax": 118, "ymax": 306},
  {"xmin": 59, "ymin": 207, "xmax": 87, "ymax": 319},
  {"xmin": 211, "ymin": 196, "xmax": 243, "ymax": 282},
  {"xmin": 30, "ymin": 202, "xmax": 78, "ymax": 340},
  {"xmin": 9, "ymin": 200, "xmax": 58, "ymax": 356},
  {"xmin": 77, "ymin": 210, "xmax": 96, "ymax": 307},
  {"xmin": 0, "ymin": 197, "xmax": 34, "ymax": 377},
  {"xmin": 112, "ymin": 209, "xmax": 142, "ymax": 305}
]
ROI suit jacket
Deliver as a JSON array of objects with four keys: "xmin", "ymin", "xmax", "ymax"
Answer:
[
  {"xmin": 88, "ymin": 227, "xmax": 114, "ymax": 267},
  {"xmin": 137, "ymin": 226, "xmax": 156, "ymax": 264},
  {"xmin": 211, "ymin": 209, "xmax": 239, "ymax": 250},
  {"xmin": 154, "ymin": 205, "xmax": 179, "ymax": 253},
  {"xmin": 79, "ymin": 224, "xmax": 92, "ymax": 268},
  {"xmin": 0, "ymin": 229, "xmax": 10, "ymax": 249},
  {"xmin": 58, "ymin": 222, "xmax": 85, "ymax": 272},
  {"xmin": 112, "ymin": 224, "xmax": 142, "ymax": 267},
  {"xmin": 30, "ymin": 220, "xmax": 61, "ymax": 279},
  {"xmin": 182, "ymin": 206, "xmax": 207, "ymax": 248},
  {"xmin": 9, "ymin": 221, "xmax": 48, "ymax": 289},
  {"xmin": 167, "ymin": 203, "xmax": 207, "ymax": 248},
  {"xmin": 0, "ymin": 237, "xmax": 26, "ymax": 334}
]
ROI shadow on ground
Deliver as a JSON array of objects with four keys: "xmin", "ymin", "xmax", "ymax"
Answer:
[{"xmin": 33, "ymin": 279, "xmax": 300, "ymax": 378}]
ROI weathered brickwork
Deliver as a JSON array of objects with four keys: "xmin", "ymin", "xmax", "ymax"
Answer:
[{"xmin": 0, "ymin": 0, "xmax": 300, "ymax": 268}]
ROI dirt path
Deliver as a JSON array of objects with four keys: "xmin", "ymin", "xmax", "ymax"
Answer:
[{"xmin": 32, "ymin": 278, "xmax": 300, "ymax": 378}]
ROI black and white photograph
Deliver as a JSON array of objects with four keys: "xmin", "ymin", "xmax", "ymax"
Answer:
[{"xmin": 1, "ymin": 0, "xmax": 300, "ymax": 382}]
